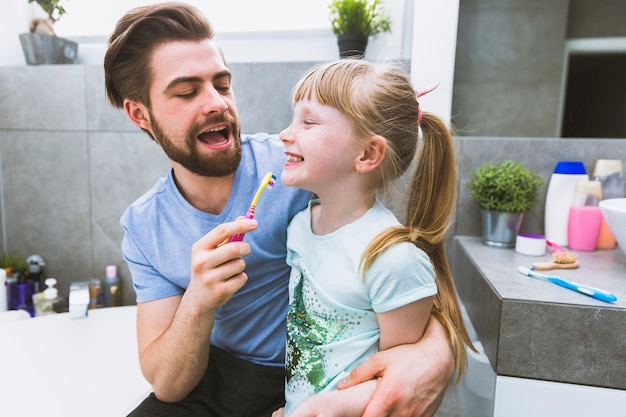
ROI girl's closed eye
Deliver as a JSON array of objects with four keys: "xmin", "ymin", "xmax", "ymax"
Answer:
[{"xmin": 215, "ymin": 84, "xmax": 231, "ymax": 93}]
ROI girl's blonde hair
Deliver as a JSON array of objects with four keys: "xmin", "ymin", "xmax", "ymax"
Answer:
[{"xmin": 292, "ymin": 59, "xmax": 475, "ymax": 381}]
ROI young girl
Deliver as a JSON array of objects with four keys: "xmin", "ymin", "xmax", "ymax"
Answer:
[{"xmin": 275, "ymin": 59, "xmax": 474, "ymax": 417}]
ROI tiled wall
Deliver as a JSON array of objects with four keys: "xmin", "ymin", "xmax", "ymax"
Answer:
[
  {"xmin": 0, "ymin": 63, "xmax": 316, "ymax": 305},
  {"xmin": 452, "ymin": 0, "xmax": 570, "ymax": 137},
  {"xmin": 1, "ymin": 64, "xmax": 625, "ymax": 306},
  {"xmin": 452, "ymin": 0, "xmax": 626, "ymax": 138},
  {"xmin": 454, "ymin": 137, "xmax": 626, "ymax": 238}
]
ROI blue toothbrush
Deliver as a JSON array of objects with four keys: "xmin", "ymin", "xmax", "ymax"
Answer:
[{"xmin": 518, "ymin": 266, "xmax": 617, "ymax": 303}]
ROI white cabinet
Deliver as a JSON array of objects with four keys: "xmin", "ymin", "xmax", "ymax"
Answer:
[{"xmin": 493, "ymin": 376, "xmax": 626, "ymax": 417}]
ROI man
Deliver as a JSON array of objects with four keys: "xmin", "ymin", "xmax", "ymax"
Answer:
[{"xmin": 104, "ymin": 3, "xmax": 454, "ymax": 416}]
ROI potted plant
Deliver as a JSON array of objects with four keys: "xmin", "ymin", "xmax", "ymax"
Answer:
[
  {"xmin": 328, "ymin": 0, "xmax": 391, "ymax": 58},
  {"xmin": 467, "ymin": 160, "xmax": 544, "ymax": 247},
  {"xmin": 0, "ymin": 253, "xmax": 25, "ymax": 282},
  {"xmin": 19, "ymin": 0, "xmax": 78, "ymax": 65}
]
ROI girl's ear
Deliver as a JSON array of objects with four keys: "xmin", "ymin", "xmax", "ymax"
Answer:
[
  {"xmin": 124, "ymin": 99, "xmax": 152, "ymax": 130},
  {"xmin": 356, "ymin": 135, "xmax": 387, "ymax": 174}
]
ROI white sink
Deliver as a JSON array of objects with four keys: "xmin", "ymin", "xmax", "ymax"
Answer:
[
  {"xmin": 0, "ymin": 306, "xmax": 150, "ymax": 416},
  {"xmin": 599, "ymin": 197, "xmax": 626, "ymax": 255}
]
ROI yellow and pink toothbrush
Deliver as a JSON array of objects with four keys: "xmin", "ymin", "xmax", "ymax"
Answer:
[{"xmin": 230, "ymin": 172, "xmax": 276, "ymax": 242}]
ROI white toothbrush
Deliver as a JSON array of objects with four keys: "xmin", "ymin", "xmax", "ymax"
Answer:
[{"xmin": 518, "ymin": 266, "xmax": 617, "ymax": 303}]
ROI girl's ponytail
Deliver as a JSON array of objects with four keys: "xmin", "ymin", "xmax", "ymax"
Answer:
[{"xmin": 362, "ymin": 110, "xmax": 475, "ymax": 381}]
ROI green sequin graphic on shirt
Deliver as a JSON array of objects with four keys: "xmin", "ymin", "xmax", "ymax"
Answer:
[{"xmin": 286, "ymin": 270, "xmax": 352, "ymax": 392}]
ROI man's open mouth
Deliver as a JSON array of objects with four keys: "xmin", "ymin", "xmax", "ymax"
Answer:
[{"xmin": 199, "ymin": 126, "xmax": 230, "ymax": 145}]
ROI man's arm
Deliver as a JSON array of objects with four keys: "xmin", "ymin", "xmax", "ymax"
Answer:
[
  {"xmin": 337, "ymin": 316, "xmax": 454, "ymax": 417},
  {"xmin": 278, "ymin": 380, "xmax": 377, "ymax": 417},
  {"xmin": 135, "ymin": 219, "xmax": 258, "ymax": 402}
]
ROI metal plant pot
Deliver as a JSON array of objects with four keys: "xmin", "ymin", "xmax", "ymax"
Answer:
[
  {"xmin": 337, "ymin": 33, "xmax": 368, "ymax": 59},
  {"xmin": 481, "ymin": 210, "xmax": 524, "ymax": 248},
  {"xmin": 19, "ymin": 33, "xmax": 78, "ymax": 65}
]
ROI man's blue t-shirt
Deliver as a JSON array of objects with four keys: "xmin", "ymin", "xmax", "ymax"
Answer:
[{"xmin": 121, "ymin": 133, "xmax": 311, "ymax": 366}]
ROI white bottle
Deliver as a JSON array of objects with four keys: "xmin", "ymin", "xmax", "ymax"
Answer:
[
  {"xmin": 544, "ymin": 161, "xmax": 588, "ymax": 247},
  {"xmin": 0, "ymin": 269, "xmax": 7, "ymax": 312}
]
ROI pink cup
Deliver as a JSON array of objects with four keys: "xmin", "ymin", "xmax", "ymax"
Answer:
[{"xmin": 567, "ymin": 206, "xmax": 603, "ymax": 251}]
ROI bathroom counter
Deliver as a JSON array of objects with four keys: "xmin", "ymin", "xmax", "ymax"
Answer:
[
  {"xmin": 451, "ymin": 236, "xmax": 626, "ymax": 390},
  {"xmin": 0, "ymin": 306, "xmax": 150, "ymax": 416}
]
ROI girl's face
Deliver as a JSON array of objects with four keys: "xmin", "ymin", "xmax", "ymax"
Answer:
[{"xmin": 279, "ymin": 98, "xmax": 364, "ymax": 194}]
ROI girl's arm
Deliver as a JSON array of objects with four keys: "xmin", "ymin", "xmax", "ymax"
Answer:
[
  {"xmin": 376, "ymin": 296, "xmax": 434, "ymax": 350},
  {"xmin": 337, "ymin": 316, "xmax": 455, "ymax": 417}
]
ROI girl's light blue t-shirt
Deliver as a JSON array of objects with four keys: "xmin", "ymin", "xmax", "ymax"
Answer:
[
  {"xmin": 121, "ymin": 133, "xmax": 311, "ymax": 366},
  {"xmin": 284, "ymin": 200, "xmax": 437, "ymax": 414}
]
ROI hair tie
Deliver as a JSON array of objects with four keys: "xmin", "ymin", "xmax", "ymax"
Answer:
[{"xmin": 415, "ymin": 82, "xmax": 440, "ymax": 123}]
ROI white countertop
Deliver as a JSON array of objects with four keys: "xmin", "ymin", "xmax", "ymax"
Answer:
[
  {"xmin": 452, "ymin": 236, "xmax": 626, "ymax": 390},
  {"xmin": 0, "ymin": 306, "xmax": 150, "ymax": 416}
]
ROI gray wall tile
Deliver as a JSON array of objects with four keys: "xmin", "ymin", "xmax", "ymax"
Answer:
[
  {"xmin": 85, "ymin": 65, "xmax": 136, "ymax": 132},
  {"xmin": 0, "ymin": 66, "xmax": 87, "ymax": 131},
  {"xmin": 0, "ymin": 130, "xmax": 91, "ymax": 298},
  {"xmin": 567, "ymin": 0, "xmax": 626, "ymax": 38},
  {"xmin": 88, "ymin": 132, "xmax": 170, "ymax": 305},
  {"xmin": 452, "ymin": 0, "xmax": 570, "ymax": 137}
]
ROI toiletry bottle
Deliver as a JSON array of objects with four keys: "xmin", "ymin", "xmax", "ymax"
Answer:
[
  {"xmin": 89, "ymin": 279, "xmax": 103, "ymax": 309},
  {"xmin": 0, "ymin": 269, "xmax": 7, "ymax": 312},
  {"xmin": 544, "ymin": 161, "xmax": 588, "ymax": 247},
  {"xmin": 25, "ymin": 254, "xmax": 46, "ymax": 295},
  {"xmin": 32, "ymin": 278, "xmax": 62, "ymax": 316},
  {"xmin": 103, "ymin": 265, "xmax": 121, "ymax": 307},
  {"xmin": 593, "ymin": 159, "xmax": 624, "ymax": 249},
  {"xmin": 567, "ymin": 180, "xmax": 603, "ymax": 251},
  {"xmin": 12, "ymin": 268, "xmax": 36, "ymax": 317}
]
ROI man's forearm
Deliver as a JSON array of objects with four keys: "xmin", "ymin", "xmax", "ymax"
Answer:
[{"xmin": 139, "ymin": 298, "xmax": 215, "ymax": 402}]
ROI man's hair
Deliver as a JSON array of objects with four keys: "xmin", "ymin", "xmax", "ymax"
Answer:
[{"xmin": 104, "ymin": 2, "xmax": 215, "ymax": 109}]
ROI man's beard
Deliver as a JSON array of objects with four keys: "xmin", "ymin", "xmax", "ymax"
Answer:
[{"xmin": 150, "ymin": 112, "xmax": 242, "ymax": 178}]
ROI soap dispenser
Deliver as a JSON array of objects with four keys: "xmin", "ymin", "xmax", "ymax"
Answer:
[{"xmin": 32, "ymin": 278, "xmax": 67, "ymax": 316}]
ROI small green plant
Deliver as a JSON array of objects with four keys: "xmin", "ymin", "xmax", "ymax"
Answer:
[
  {"xmin": 467, "ymin": 160, "xmax": 544, "ymax": 213},
  {"xmin": 29, "ymin": 0, "xmax": 67, "ymax": 22},
  {"xmin": 0, "ymin": 253, "xmax": 25, "ymax": 270},
  {"xmin": 329, "ymin": 0, "xmax": 391, "ymax": 36}
]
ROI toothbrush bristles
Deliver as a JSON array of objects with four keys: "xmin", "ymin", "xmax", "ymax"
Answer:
[{"xmin": 267, "ymin": 175, "xmax": 277, "ymax": 188}]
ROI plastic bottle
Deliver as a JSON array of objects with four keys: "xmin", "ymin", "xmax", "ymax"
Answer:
[
  {"xmin": 12, "ymin": 268, "xmax": 35, "ymax": 317},
  {"xmin": 593, "ymin": 159, "xmax": 624, "ymax": 249},
  {"xmin": 103, "ymin": 265, "xmax": 121, "ymax": 307},
  {"xmin": 89, "ymin": 279, "xmax": 103, "ymax": 309},
  {"xmin": 0, "ymin": 269, "xmax": 7, "ymax": 312},
  {"xmin": 544, "ymin": 161, "xmax": 588, "ymax": 247},
  {"xmin": 567, "ymin": 180, "xmax": 603, "ymax": 251},
  {"xmin": 32, "ymin": 278, "xmax": 64, "ymax": 316}
]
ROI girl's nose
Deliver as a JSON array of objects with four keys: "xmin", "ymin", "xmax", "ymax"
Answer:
[{"xmin": 279, "ymin": 126, "xmax": 294, "ymax": 143}]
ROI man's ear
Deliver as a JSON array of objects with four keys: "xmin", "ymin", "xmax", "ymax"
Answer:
[
  {"xmin": 356, "ymin": 135, "xmax": 387, "ymax": 174},
  {"xmin": 124, "ymin": 99, "xmax": 151, "ymax": 130}
]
